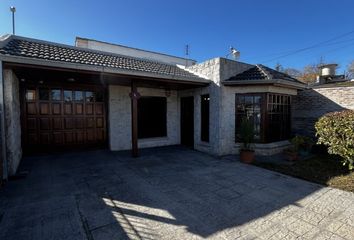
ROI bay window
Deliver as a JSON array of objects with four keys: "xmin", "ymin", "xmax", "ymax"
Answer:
[{"xmin": 235, "ymin": 93, "xmax": 291, "ymax": 143}]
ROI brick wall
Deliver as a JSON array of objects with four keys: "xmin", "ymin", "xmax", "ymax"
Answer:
[{"xmin": 292, "ymin": 85, "xmax": 354, "ymax": 137}]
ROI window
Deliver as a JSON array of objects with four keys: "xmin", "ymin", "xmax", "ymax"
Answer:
[
  {"xmin": 201, "ymin": 94, "xmax": 210, "ymax": 142},
  {"xmin": 235, "ymin": 95, "xmax": 262, "ymax": 140},
  {"xmin": 138, "ymin": 97, "xmax": 167, "ymax": 139},
  {"xmin": 64, "ymin": 90, "xmax": 73, "ymax": 102},
  {"xmin": 86, "ymin": 91, "xmax": 94, "ymax": 102},
  {"xmin": 51, "ymin": 89, "xmax": 61, "ymax": 101},
  {"xmin": 266, "ymin": 94, "xmax": 291, "ymax": 142},
  {"xmin": 235, "ymin": 93, "xmax": 291, "ymax": 143},
  {"xmin": 39, "ymin": 88, "xmax": 49, "ymax": 100},
  {"xmin": 74, "ymin": 91, "xmax": 84, "ymax": 101},
  {"xmin": 25, "ymin": 89, "xmax": 36, "ymax": 101}
]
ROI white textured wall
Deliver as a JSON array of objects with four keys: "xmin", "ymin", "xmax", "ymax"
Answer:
[
  {"xmin": 3, "ymin": 69, "xmax": 22, "ymax": 176},
  {"xmin": 108, "ymin": 85, "xmax": 179, "ymax": 151}
]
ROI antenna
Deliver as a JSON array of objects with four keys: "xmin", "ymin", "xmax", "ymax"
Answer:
[
  {"xmin": 226, "ymin": 46, "xmax": 240, "ymax": 60},
  {"xmin": 185, "ymin": 44, "xmax": 189, "ymax": 66}
]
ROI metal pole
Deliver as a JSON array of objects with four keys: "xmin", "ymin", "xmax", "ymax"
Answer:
[
  {"xmin": 10, "ymin": 7, "xmax": 16, "ymax": 35},
  {"xmin": 12, "ymin": 11, "xmax": 15, "ymax": 35}
]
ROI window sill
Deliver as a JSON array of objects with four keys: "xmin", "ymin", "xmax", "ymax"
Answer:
[{"xmin": 138, "ymin": 137, "xmax": 169, "ymax": 143}]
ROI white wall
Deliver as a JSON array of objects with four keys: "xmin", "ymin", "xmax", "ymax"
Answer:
[
  {"xmin": 76, "ymin": 38, "xmax": 196, "ymax": 66},
  {"xmin": 108, "ymin": 85, "xmax": 180, "ymax": 151}
]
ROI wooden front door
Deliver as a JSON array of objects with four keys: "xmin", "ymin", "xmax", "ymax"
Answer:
[
  {"xmin": 21, "ymin": 84, "xmax": 107, "ymax": 153},
  {"xmin": 180, "ymin": 96, "xmax": 194, "ymax": 148}
]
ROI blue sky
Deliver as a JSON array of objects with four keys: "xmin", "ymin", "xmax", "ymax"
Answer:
[{"xmin": 0, "ymin": 0, "xmax": 353, "ymax": 73}]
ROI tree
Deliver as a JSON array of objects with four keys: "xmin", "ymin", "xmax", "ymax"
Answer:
[
  {"xmin": 347, "ymin": 61, "xmax": 354, "ymax": 79},
  {"xmin": 299, "ymin": 64, "xmax": 319, "ymax": 84},
  {"xmin": 283, "ymin": 68, "xmax": 302, "ymax": 79}
]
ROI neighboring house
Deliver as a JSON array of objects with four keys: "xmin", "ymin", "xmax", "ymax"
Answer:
[{"xmin": 0, "ymin": 34, "xmax": 305, "ymax": 181}]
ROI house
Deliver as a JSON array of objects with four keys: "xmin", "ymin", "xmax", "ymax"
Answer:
[{"xmin": 0, "ymin": 34, "xmax": 305, "ymax": 181}]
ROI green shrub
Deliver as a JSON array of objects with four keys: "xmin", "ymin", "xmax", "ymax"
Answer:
[
  {"xmin": 240, "ymin": 117, "xmax": 255, "ymax": 150},
  {"xmin": 315, "ymin": 110, "xmax": 354, "ymax": 170}
]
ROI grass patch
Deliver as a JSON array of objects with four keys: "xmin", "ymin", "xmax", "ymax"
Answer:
[{"xmin": 253, "ymin": 155, "xmax": 354, "ymax": 193}]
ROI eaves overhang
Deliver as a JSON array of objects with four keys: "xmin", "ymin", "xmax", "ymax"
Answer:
[
  {"xmin": 0, "ymin": 54, "xmax": 211, "ymax": 86},
  {"xmin": 222, "ymin": 79, "xmax": 306, "ymax": 90}
]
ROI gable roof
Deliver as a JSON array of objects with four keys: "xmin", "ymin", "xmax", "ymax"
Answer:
[
  {"xmin": 224, "ymin": 64, "xmax": 305, "ymax": 88},
  {"xmin": 0, "ymin": 35, "xmax": 208, "ymax": 84}
]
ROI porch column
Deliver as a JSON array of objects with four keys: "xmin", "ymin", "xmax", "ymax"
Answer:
[
  {"xmin": 130, "ymin": 81, "xmax": 140, "ymax": 157},
  {"xmin": 0, "ymin": 61, "xmax": 7, "ymax": 180}
]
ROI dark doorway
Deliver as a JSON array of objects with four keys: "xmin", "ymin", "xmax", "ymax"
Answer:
[{"xmin": 180, "ymin": 96, "xmax": 194, "ymax": 148}]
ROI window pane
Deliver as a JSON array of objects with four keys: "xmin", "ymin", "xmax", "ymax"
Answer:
[
  {"xmin": 138, "ymin": 97, "xmax": 167, "ymax": 139},
  {"xmin": 26, "ymin": 89, "xmax": 36, "ymax": 101},
  {"xmin": 266, "ymin": 94, "xmax": 291, "ymax": 142},
  {"xmin": 39, "ymin": 88, "xmax": 49, "ymax": 100},
  {"xmin": 254, "ymin": 96, "xmax": 261, "ymax": 104},
  {"xmin": 74, "ymin": 91, "xmax": 83, "ymax": 101},
  {"xmin": 235, "ymin": 94, "xmax": 262, "ymax": 142},
  {"xmin": 245, "ymin": 96, "xmax": 253, "ymax": 104},
  {"xmin": 95, "ymin": 92, "xmax": 104, "ymax": 102},
  {"xmin": 51, "ymin": 89, "xmax": 61, "ymax": 101},
  {"xmin": 86, "ymin": 91, "xmax": 94, "ymax": 102},
  {"xmin": 64, "ymin": 90, "xmax": 73, "ymax": 102}
]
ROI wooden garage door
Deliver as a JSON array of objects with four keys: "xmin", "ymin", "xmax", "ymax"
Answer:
[{"xmin": 22, "ymin": 85, "xmax": 106, "ymax": 153}]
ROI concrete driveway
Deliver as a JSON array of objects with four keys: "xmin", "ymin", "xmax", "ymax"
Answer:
[{"xmin": 1, "ymin": 146, "xmax": 354, "ymax": 240}]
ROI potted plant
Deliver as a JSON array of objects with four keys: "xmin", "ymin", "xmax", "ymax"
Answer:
[
  {"xmin": 283, "ymin": 135, "xmax": 304, "ymax": 161},
  {"xmin": 239, "ymin": 117, "xmax": 255, "ymax": 163}
]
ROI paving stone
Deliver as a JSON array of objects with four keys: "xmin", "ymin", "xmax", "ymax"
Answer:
[{"xmin": 1, "ymin": 147, "xmax": 354, "ymax": 240}]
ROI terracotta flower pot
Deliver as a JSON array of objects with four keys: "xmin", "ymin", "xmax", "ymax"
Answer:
[{"xmin": 240, "ymin": 149, "xmax": 255, "ymax": 164}]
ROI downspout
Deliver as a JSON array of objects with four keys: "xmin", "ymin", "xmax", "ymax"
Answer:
[{"xmin": 0, "ymin": 60, "xmax": 8, "ymax": 181}]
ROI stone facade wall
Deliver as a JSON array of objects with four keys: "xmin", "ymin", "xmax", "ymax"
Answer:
[
  {"xmin": 108, "ymin": 85, "xmax": 179, "ymax": 151},
  {"xmin": 3, "ymin": 69, "xmax": 22, "ymax": 176},
  {"xmin": 292, "ymin": 85, "xmax": 354, "ymax": 137}
]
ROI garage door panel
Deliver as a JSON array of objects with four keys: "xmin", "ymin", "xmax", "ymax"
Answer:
[
  {"xmin": 65, "ymin": 118, "xmax": 75, "ymax": 129},
  {"xmin": 76, "ymin": 131, "xmax": 85, "ymax": 143},
  {"xmin": 87, "ymin": 130, "xmax": 95, "ymax": 142},
  {"xmin": 97, "ymin": 129, "xmax": 104, "ymax": 141},
  {"xmin": 28, "ymin": 133, "xmax": 38, "ymax": 144},
  {"xmin": 96, "ymin": 103, "xmax": 104, "ymax": 115},
  {"xmin": 64, "ymin": 104, "xmax": 72, "ymax": 115},
  {"xmin": 86, "ymin": 117, "xmax": 95, "ymax": 128},
  {"xmin": 76, "ymin": 118, "xmax": 85, "ymax": 129},
  {"xmin": 27, "ymin": 118, "xmax": 37, "ymax": 130},
  {"xmin": 75, "ymin": 104, "xmax": 84, "ymax": 115},
  {"xmin": 40, "ymin": 133, "xmax": 51, "ymax": 144},
  {"xmin": 64, "ymin": 132, "xmax": 74, "ymax": 144},
  {"xmin": 39, "ymin": 103, "xmax": 50, "ymax": 115},
  {"xmin": 40, "ymin": 118, "xmax": 51, "ymax": 130},
  {"xmin": 52, "ymin": 103, "xmax": 61, "ymax": 115},
  {"xmin": 96, "ymin": 117, "xmax": 104, "ymax": 128},
  {"xmin": 26, "ymin": 103, "xmax": 37, "ymax": 115},
  {"xmin": 52, "ymin": 118, "xmax": 63, "ymax": 130},
  {"xmin": 53, "ymin": 132, "xmax": 64, "ymax": 144}
]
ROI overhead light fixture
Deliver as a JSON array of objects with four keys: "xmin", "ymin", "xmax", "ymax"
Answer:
[{"xmin": 67, "ymin": 78, "xmax": 75, "ymax": 82}]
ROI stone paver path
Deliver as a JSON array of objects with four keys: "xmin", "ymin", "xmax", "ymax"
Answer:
[{"xmin": 1, "ymin": 146, "xmax": 354, "ymax": 240}]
